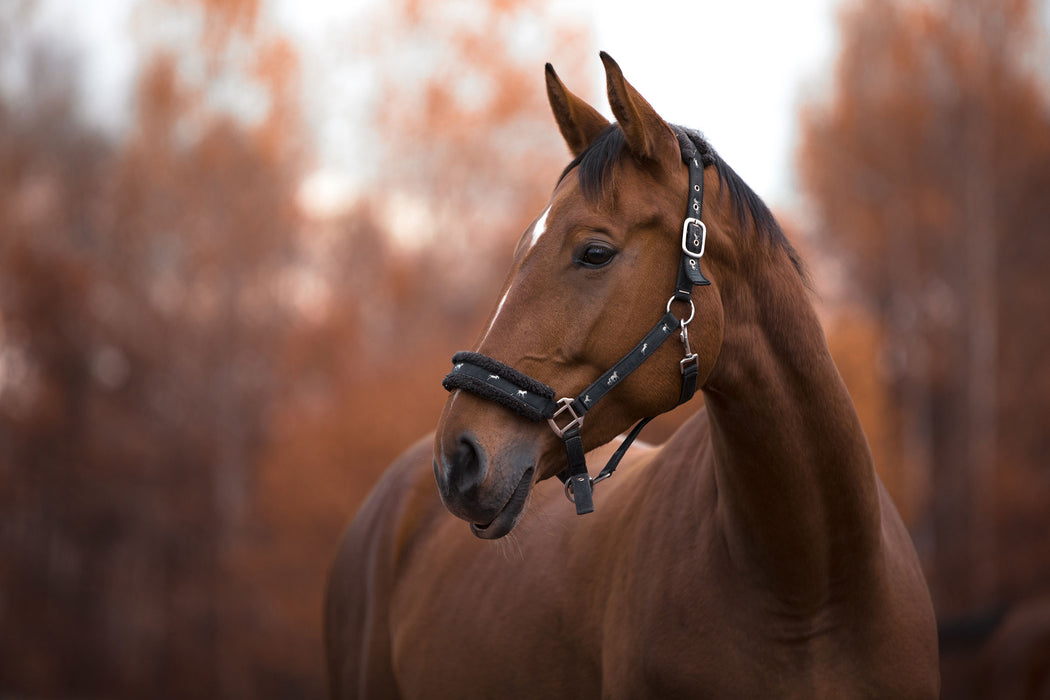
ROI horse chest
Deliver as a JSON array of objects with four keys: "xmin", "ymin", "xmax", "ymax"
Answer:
[
  {"xmin": 599, "ymin": 603, "xmax": 836, "ymax": 698},
  {"xmin": 389, "ymin": 498, "xmax": 775, "ymax": 697},
  {"xmin": 391, "ymin": 575, "xmax": 842, "ymax": 700},
  {"xmin": 364, "ymin": 455, "xmax": 923, "ymax": 699}
]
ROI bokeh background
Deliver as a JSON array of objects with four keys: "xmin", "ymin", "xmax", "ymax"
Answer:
[{"xmin": 2, "ymin": 0, "xmax": 1048, "ymax": 697}]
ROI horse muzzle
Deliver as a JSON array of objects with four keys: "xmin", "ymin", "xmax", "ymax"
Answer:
[{"xmin": 433, "ymin": 429, "xmax": 537, "ymax": 539}]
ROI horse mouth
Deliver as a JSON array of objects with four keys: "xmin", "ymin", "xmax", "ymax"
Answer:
[{"xmin": 469, "ymin": 467, "xmax": 534, "ymax": 540}]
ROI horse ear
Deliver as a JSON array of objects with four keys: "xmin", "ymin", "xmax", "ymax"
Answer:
[
  {"xmin": 600, "ymin": 52, "xmax": 678, "ymax": 164},
  {"xmin": 546, "ymin": 63, "xmax": 610, "ymax": 157}
]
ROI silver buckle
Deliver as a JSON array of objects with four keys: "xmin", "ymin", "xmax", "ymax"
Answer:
[
  {"xmin": 681, "ymin": 218, "xmax": 706, "ymax": 258},
  {"xmin": 547, "ymin": 397, "xmax": 584, "ymax": 438}
]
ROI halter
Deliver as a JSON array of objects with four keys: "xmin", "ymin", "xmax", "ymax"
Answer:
[{"xmin": 443, "ymin": 130, "xmax": 710, "ymax": 515}]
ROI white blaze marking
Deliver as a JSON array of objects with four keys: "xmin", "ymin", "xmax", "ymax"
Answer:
[
  {"xmin": 479, "ymin": 288, "xmax": 510, "ymax": 346},
  {"xmin": 527, "ymin": 205, "xmax": 552, "ymax": 252},
  {"xmin": 478, "ymin": 205, "xmax": 552, "ymax": 346}
]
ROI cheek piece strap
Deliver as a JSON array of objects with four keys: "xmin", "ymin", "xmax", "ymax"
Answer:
[{"xmin": 441, "ymin": 127, "xmax": 709, "ymax": 516}]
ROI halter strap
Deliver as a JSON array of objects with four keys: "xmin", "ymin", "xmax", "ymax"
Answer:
[
  {"xmin": 444, "ymin": 351, "xmax": 556, "ymax": 422},
  {"xmin": 442, "ymin": 130, "xmax": 709, "ymax": 515}
]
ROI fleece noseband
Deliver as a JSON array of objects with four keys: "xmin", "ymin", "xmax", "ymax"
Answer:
[{"xmin": 442, "ymin": 130, "xmax": 710, "ymax": 515}]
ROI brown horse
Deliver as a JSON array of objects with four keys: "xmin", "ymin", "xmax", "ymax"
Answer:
[{"xmin": 325, "ymin": 53, "xmax": 939, "ymax": 698}]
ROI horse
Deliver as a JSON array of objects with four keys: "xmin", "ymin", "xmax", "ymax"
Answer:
[{"xmin": 325, "ymin": 52, "xmax": 939, "ymax": 698}]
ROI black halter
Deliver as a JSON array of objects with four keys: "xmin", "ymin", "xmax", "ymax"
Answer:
[{"xmin": 443, "ymin": 130, "xmax": 711, "ymax": 515}]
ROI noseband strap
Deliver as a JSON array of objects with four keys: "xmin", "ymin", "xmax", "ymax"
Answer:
[
  {"xmin": 442, "ymin": 128, "xmax": 710, "ymax": 515},
  {"xmin": 443, "ymin": 351, "xmax": 557, "ymax": 422}
]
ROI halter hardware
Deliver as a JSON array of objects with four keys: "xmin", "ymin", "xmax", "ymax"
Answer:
[
  {"xmin": 682, "ymin": 218, "xmax": 707, "ymax": 258},
  {"xmin": 667, "ymin": 296, "xmax": 696, "ymax": 326},
  {"xmin": 680, "ymin": 322, "xmax": 698, "ymax": 373},
  {"xmin": 443, "ymin": 127, "xmax": 711, "ymax": 516},
  {"xmin": 547, "ymin": 397, "xmax": 584, "ymax": 439}
]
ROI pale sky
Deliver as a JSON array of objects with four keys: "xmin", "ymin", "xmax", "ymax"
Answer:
[
  {"xmin": 18, "ymin": 0, "xmax": 843, "ymax": 211},
  {"xmin": 282, "ymin": 0, "xmax": 843, "ymax": 212},
  {"xmin": 583, "ymin": 1, "xmax": 842, "ymax": 205}
]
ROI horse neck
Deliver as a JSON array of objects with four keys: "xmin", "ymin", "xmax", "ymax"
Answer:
[{"xmin": 700, "ymin": 237, "xmax": 882, "ymax": 605}]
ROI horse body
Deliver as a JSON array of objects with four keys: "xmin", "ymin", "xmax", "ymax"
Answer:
[
  {"xmin": 329, "ymin": 417, "xmax": 934, "ymax": 698},
  {"xmin": 326, "ymin": 53, "xmax": 938, "ymax": 698}
]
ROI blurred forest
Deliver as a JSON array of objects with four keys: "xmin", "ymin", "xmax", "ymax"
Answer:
[
  {"xmin": 799, "ymin": 0, "xmax": 1050, "ymax": 695},
  {"xmin": 0, "ymin": 0, "xmax": 1047, "ymax": 698}
]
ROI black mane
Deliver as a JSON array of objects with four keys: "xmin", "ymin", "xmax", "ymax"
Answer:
[{"xmin": 557, "ymin": 124, "xmax": 805, "ymax": 279}]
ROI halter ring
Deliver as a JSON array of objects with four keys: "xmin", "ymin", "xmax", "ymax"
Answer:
[
  {"xmin": 666, "ymin": 296, "xmax": 696, "ymax": 326},
  {"xmin": 564, "ymin": 471, "xmax": 613, "ymax": 503}
]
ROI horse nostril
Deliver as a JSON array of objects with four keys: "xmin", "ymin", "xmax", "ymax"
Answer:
[{"xmin": 450, "ymin": 434, "xmax": 486, "ymax": 498}]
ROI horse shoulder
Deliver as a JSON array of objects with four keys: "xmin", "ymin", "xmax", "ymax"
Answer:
[
  {"xmin": 859, "ymin": 480, "xmax": 941, "ymax": 695},
  {"xmin": 599, "ymin": 417, "xmax": 940, "ymax": 697},
  {"xmin": 324, "ymin": 434, "xmax": 442, "ymax": 700}
]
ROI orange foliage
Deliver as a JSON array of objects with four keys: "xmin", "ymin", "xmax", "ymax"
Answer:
[
  {"xmin": 0, "ymin": 0, "xmax": 306, "ymax": 696},
  {"xmin": 826, "ymin": 308, "xmax": 931, "ymax": 526},
  {"xmin": 245, "ymin": 5, "xmax": 597, "ymax": 691},
  {"xmin": 0, "ymin": 1, "xmax": 595, "ymax": 698},
  {"xmin": 362, "ymin": 0, "xmax": 594, "ymax": 275},
  {"xmin": 800, "ymin": 0, "xmax": 1050, "ymax": 694},
  {"xmin": 8, "ymin": 0, "xmax": 1050, "ymax": 693},
  {"xmin": 178, "ymin": 0, "xmax": 260, "ymax": 51}
]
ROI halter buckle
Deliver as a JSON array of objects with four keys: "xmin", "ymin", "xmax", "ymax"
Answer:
[
  {"xmin": 547, "ymin": 397, "xmax": 584, "ymax": 439},
  {"xmin": 682, "ymin": 218, "xmax": 707, "ymax": 258}
]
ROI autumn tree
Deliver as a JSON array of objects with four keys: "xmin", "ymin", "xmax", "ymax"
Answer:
[
  {"xmin": 1, "ymin": 0, "xmax": 598, "ymax": 696},
  {"xmin": 251, "ymin": 0, "xmax": 597, "ymax": 687},
  {"xmin": 799, "ymin": 0, "xmax": 1050, "ymax": 692},
  {"xmin": 0, "ymin": 0, "xmax": 305, "ymax": 695}
]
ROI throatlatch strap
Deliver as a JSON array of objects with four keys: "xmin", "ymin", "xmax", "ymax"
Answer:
[{"xmin": 560, "ymin": 415, "xmax": 654, "ymax": 496}]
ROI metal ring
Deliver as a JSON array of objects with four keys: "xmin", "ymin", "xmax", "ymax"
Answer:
[
  {"xmin": 666, "ymin": 296, "xmax": 695, "ymax": 326},
  {"xmin": 564, "ymin": 473, "xmax": 608, "ymax": 503}
]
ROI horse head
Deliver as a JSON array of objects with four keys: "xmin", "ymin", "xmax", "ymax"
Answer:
[{"xmin": 434, "ymin": 53, "xmax": 727, "ymax": 538}]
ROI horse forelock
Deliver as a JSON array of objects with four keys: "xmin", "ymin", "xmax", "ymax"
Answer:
[
  {"xmin": 557, "ymin": 124, "xmax": 625, "ymax": 201},
  {"xmin": 555, "ymin": 124, "xmax": 807, "ymax": 282}
]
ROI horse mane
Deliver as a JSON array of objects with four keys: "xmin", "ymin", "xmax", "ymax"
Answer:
[{"xmin": 558, "ymin": 124, "xmax": 806, "ymax": 281}]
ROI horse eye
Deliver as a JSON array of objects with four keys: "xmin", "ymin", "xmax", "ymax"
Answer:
[{"xmin": 577, "ymin": 244, "xmax": 617, "ymax": 268}]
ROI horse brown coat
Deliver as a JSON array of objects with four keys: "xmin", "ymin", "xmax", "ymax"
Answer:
[{"xmin": 325, "ymin": 53, "xmax": 939, "ymax": 698}]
